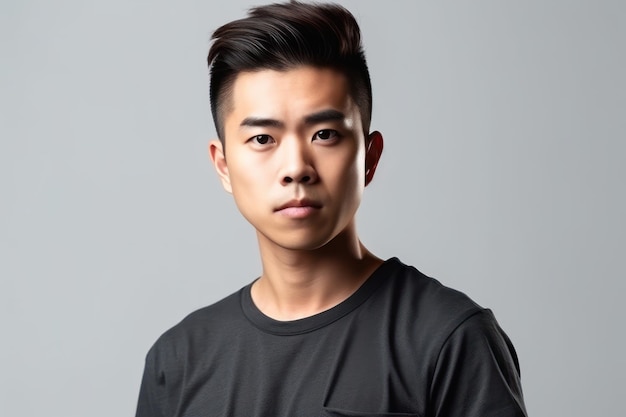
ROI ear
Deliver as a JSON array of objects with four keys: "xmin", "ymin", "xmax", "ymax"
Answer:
[
  {"xmin": 364, "ymin": 130, "xmax": 384, "ymax": 186},
  {"xmin": 208, "ymin": 139, "xmax": 232, "ymax": 193}
]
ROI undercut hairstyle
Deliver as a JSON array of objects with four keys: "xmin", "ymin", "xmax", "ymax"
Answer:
[{"xmin": 207, "ymin": 1, "xmax": 373, "ymax": 143}]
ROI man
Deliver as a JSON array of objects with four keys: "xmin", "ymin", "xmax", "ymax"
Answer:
[{"xmin": 136, "ymin": 2, "xmax": 527, "ymax": 416}]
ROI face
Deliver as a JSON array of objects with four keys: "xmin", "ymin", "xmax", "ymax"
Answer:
[{"xmin": 210, "ymin": 66, "xmax": 383, "ymax": 252}]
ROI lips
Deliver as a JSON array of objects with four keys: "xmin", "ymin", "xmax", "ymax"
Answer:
[
  {"xmin": 274, "ymin": 199, "xmax": 322, "ymax": 218},
  {"xmin": 275, "ymin": 199, "xmax": 322, "ymax": 211}
]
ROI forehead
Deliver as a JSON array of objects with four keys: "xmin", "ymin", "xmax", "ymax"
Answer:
[{"xmin": 225, "ymin": 66, "xmax": 358, "ymax": 127}]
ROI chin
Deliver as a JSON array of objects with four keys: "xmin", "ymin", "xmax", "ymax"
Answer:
[
  {"xmin": 263, "ymin": 230, "xmax": 338, "ymax": 252},
  {"xmin": 277, "ymin": 237, "xmax": 334, "ymax": 252}
]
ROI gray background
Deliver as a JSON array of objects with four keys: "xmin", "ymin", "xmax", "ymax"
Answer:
[{"xmin": 1, "ymin": 0, "xmax": 624, "ymax": 416}]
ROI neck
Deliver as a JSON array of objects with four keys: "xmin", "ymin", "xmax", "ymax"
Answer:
[{"xmin": 251, "ymin": 224, "xmax": 382, "ymax": 321}]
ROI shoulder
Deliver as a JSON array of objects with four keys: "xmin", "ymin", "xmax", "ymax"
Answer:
[
  {"xmin": 369, "ymin": 258, "xmax": 514, "ymax": 370},
  {"xmin": 429, "ymin": 310, "xmax": 526, "ymax": 416},
  {"xmin": 376, "ymin": 258, "xmax": 485, "ymax": 335},
  {"xmin": 144, "ymin": 287, "xmax": 247, "ymax": 368},
  {"xmin": 378, "ymin": 259, "xmax": 526, "ymax": 416}
]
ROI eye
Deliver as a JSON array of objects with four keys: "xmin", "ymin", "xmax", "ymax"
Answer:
[
  {"xmin": 249, "ymin": 134, "xmax": 275, "ymax": 145},
  {"xmin": 314, "ymin": 129, "xmax": 339, "ymax": 141}
]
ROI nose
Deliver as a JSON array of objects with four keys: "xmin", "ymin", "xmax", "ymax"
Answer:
[{"xmin": 279, "ymin": 138, "xmax": 318, "ymax": 186}]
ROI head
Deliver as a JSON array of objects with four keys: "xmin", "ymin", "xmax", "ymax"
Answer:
[
  {"xmin": 207, "ymin": 1, "xmax": 373, "ymax": 144},
  {"xmin": 206, "ymin": 2, "xmax": 383, "ymax": 252}
]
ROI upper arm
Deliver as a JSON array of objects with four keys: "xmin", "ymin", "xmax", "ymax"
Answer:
[
  {"xmin": 428, "ymin": 310, "xmax": 527, "ymax": 417},
  {"xmin": 135, "ymin": 348, "xmax": 168, "ymax": 417}
]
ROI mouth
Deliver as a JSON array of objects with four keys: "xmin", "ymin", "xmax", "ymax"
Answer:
[{"xmin": 274, "ymin": 199, "xmax": 322, "ymax": 218}]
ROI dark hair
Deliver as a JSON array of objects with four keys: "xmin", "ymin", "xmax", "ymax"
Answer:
[{"xmin": 207, "ymin": 1, "xmax": 372, "ymax": 142}]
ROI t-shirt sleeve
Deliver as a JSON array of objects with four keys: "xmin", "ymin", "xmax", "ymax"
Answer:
[
  {"xmin": 429, "ymin": 310, "xmax": 527, "ymax": 417},
  {"xmin": 135, "ymin": 348, "xmax": 168, "ymax": 417}
]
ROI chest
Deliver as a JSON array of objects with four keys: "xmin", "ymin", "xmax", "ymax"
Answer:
[{"xmin": 171, "ymin": 316, "xmax": 431, "ymax": 417}]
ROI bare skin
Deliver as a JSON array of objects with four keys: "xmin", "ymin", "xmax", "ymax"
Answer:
[
  {"xmin": 252, "ymin": 222, "xmax": 382, "ymax": 320},
  {"xmin": 209, "ymin": 66, "xmax": 384, "ymax": 321}
]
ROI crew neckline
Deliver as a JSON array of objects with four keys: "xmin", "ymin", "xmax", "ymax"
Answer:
[{"xmin": 240, "ymin": 257, "xmax": 399, "ymax": 335}]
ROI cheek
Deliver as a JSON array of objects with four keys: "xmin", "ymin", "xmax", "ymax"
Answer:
[
  {"xmin": 334, "ymin": 147, "xmax": 365, "ymax": 186},
  {"xmin": 228, "ymin": 156, "xmax": 277, "ymax": 218},
  {"xmin": 227, "ymin": 160, "xmax": 261, "ymax": 202},
  {"xmin": 228, "ymin": 153, "xmax": 265, "ymax": 187},
  {"xmin": 322, "ymin": 154, "xmax": 365, "ymax": 200}
]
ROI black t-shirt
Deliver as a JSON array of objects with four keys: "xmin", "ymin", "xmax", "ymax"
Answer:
[{"xmin": 136, "ymin": 258, "xmax": 527, "ymax": 417}]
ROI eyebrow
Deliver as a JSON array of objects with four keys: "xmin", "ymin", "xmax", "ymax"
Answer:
[
  {"xmin": 239, "ymin": 117, "xmax": 284, "ymax": 129},
  {"xmin": 239, "ymin": 109, "xmax": 347, "ymax": 129},
  {"xmin": 303, "ymin": 109, "xmax": 346, "ymax": 125}
]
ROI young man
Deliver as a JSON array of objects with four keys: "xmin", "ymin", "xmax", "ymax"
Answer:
[{"xmin": 136, "ymin": 2, "xmax": 527, "ymax": 416}]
